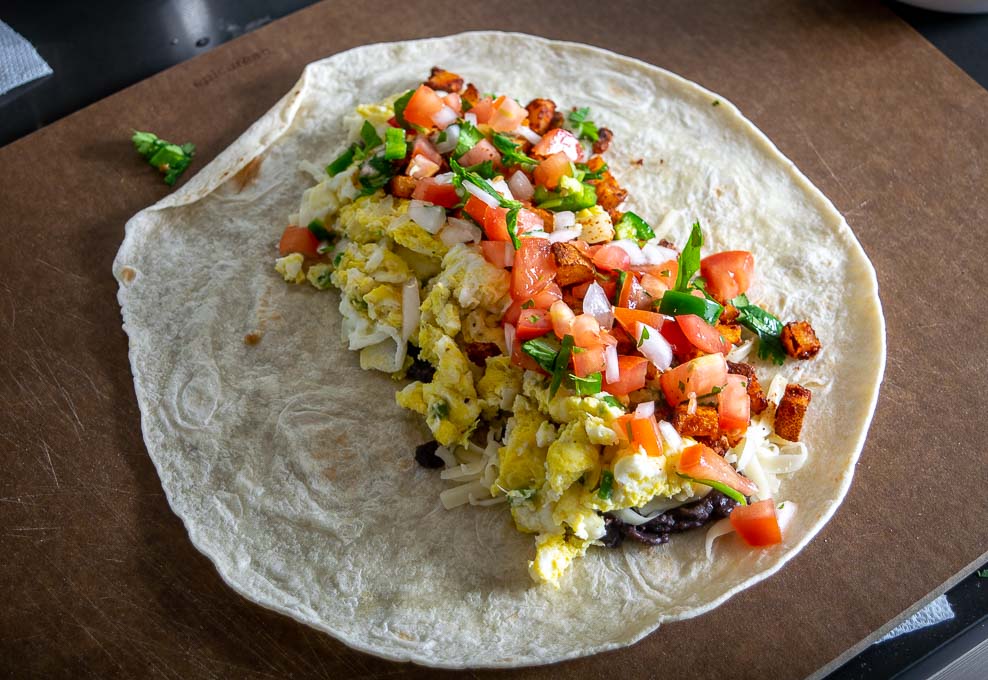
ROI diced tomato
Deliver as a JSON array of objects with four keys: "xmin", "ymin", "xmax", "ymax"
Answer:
[
  {"xmin": 443, "ymin": 92, "xmax": 461, "ymax": 114},
  {"xmin": 511, "ymin": 336, "xmax": 545, "ymax": 373},
  {"xmin": 719, "ymin": 373, "xmax": 751, "ymax": 435},
  {"xmin": 531, "ymin": 282, "xmax": 562, "ymax": 309},
  {"xmin": 571, "ymin": 314, "xmax": 602, "ymax": 348},
  {"xmin": 659, "ymin": 316, "xmax": 694, "ymax": 360},
  {"xmin": 511, "ymin": 238, "xmax": 557, "ymax": 300},
  {"xmin": 406, "ymin": 155, "xmax": 440, "ymax": 179},
  {"xmin": 677, "ymin": 314, "xmax": 732, "ymax": 355},
  {"xmin": 700, "ymin": 251, "xmax": 755, "ymax": 303},
  {"xmin": 464, "ymin": 195, "xmax": 490, "ymax": 225},
  {"xmin": 386, "ymin": 116, "xmax": 401, "ymax": 128},
  {"xmin": 616, "ymin": 273, "xmax": 651, "ymax": 309},
  {"xmin": 516, "ymin": 309, "xmax": 553, "ymax": 341},
  {"xmin": 483, "ymin": 207, "xmax": 511, "ymax": 241},
  {"xmin": 278, "ymin": 226, "xmax": 320, "ymax": 258},
  {"xmin": 412, "ymin": 178, "xmax": 457, "ymax": 208},
  {"xmin": 550, "ymin": 300, "xmax": 576, "ymax": 338},
  {"xmin": 639, "ymin": 273, "xmax": 669, "ymax": 300},
  {"xmin": 593, "ymin": 244, "xmax": 631, "ymax": 272},
  {"xmin": 613, "ymin": 414, "xmax": 635, "ymax": 442},
  {"xmin": 730, "ymin": 499, "xmax": 782, "ymax": 547},
  {"xmin": 602, "ymin": 355, "xmax": 649, "ymax": 395},
  {"xmin": 459, "ymin": 138, "xmax": 502, "ymax": 167},
  {"xmin": 531, "ymin": 128, "xmax": 584, "ymax": 162},
  {"xmin": 516, "ymin": 209, "xmax": 544, "ymax": 234},
  {"xmin": 609, "ymin": 323, "xmax": 639, "ymax": 355},
  {"xmin": 488, "ymin": 95, "xmax": 527, "ymax": 132},
  {"xmin": 533, "ymin": 151, "xmax": 572, "ymax": 189},
  {"xmin": 403, "ymin": 85, "xmax": 445, "ymax": 129},
  {"xmin": 571, "ymin": 345, "xmax": 606, "ymax": 377},
  {"xmin": 677, "ymin": 444, "xmax": 759, "ymax": 496},
  {"xmin": 470, "ymin": 97, "xmax": 495, "ymax": 124},
  {"xmin": 481, "ymin": 240, "xmax": 514, "ymax": 269},
  {"xmin": 659, "ymin": 353, "xmax": 728, "ymax": 406},
  {"xmin": 612, "ymin": 307, "xmax": 667, "ymax": 335},
  {"xmin": 631, "ymin": 415, "xmax": 662, "ymax": 457},
  {"xmin": 411, "ymin": 136, "xmax": 443, "ymax": 167},
  {"xmin": 631, "ymin": 260, "xmax": 679, "ymax": 290}
]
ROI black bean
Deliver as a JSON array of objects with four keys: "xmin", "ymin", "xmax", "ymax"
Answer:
[
  {"xmin": 601, "ymin": 491, "xmax": 741, "ymax": 548},
  {"xmin": 414, "ymin": 441, "xmax": 444, "ymax": 469},
  {"xmin": 406, "ymin": 359, "xmax": 435, "ymax": 383}
]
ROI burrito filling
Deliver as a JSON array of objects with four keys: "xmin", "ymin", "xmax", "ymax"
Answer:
[{"xmin": 273, "ymin": 68, "xmax": 822, "ymax": 586}]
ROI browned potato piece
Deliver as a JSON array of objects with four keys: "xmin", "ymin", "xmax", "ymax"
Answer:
[
  {"xmin": 551, "ymin": 242, "xmax": 595, "ymax": 286},
  {"xmin": 525, "ymin": 98, "xmax": 557, "ymax": 135},
  {"xmin": 775, "ymin": 383, "xmax": 812, "ymax": 441},
  {"xmin": 461, "ymin": 83, "xmax": 480, "ymax": 108},
  {"xmin": 465, "ymin": 342, "xmax": 501, "ymax": 366},
  {"xmin": 593, "ymin": 171, "xmax": 628, "ymax": 213},
  {"xmin": 425, "ymin": 67, "xmax": 464, "ymax": 93},
  {"xmin": 672, "ymin": 404, "xmax": 720, "ymax": 438},
  {"xmin": 727, "ymin": 361, "xmax": 769, "ymax": 414},
  {"xmin": 592, "ymin": 127, "xmax": 614, "ymax": 154},
  {"xmin": 389, "ymin": 175, "xmax": 418, "ymax": 199},
  {"xmin": 781, "ymin": 321, "xmax": 822, "ymax": 359},
  {"xmin": 720, "ymin": 304, "xmax": 740, "ymax": 324},
  {"xmin": 717, "ymin": 323, "xmax": 742, "ymax": 346}
]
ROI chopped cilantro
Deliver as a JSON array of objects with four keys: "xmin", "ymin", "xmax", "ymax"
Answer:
[
  {"xmin": 600, "ymin": 395, "xmax": 625, "ymax": 411},
  {"xmin": 521, "ymin": 337, "xmax": 560, "ymax": 373},
  {"xmin": 392, "ymin": 89, "xmax": 415, "ymax": 129},
  {"xmin": 570, "ymin": 372, "xmax": 602, "ymax": 396},
  {"xmin": 674, "ymin": 221, "xmax": 704, "ymax": 292},
  {"xmin": 453, "ymin": 119, "xmax": 484, "ymax": 159},
  {"xmin": 731, "ymin": 293, "xmax": 786, "ymax": 365},
  {"xmin": 307, "ymin": 219, "xmax": 332, "ymax": 242},
  {"xmin": 132, "ymin": 131, "xmax": 196, "ymax": 186},
  {"xmin": 429, "ymin": 400, "xmax": 450, "ymax": 420},
  {"xmin": 491, "ymin": 132, "xmax": 537, "ymax": 167},
  {"xmin": 359, "ymin": 121, "xmax": 382, "ymax": 150},
  {"xmin": 521, "ymin": 299, "xmax": 535, "ymax": 309},
  {"xmin": 597, "ymin": 471, "xmax": 614, "ymax": 500},
  {"xmin": 326, "ymin": 144, "xmax": 358, "ymax": 176},
  {"xmin": 549, "ymin": 335, "xmax": 575, "ymax": 397},
  {"xmin": 637, "ymin": 326, "xmax": 650, "ymax": 348},
  {"xmin": 567, "ymin": 106, "xmax": 599, "ymax": 142},
  {"xmin": 463, "ymin": 160, "xmax": 496, "ymax": 179}
]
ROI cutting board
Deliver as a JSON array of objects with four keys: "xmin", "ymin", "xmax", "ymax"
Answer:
[{"xmin": 2, "ymin": 1, "xmax": 986, "ymax": 677}]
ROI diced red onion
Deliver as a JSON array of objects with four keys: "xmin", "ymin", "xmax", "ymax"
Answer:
[
  {"xmin": 433, "ymin": 172, "xmax": 454, "ymax": 185},
  {"xmin": 490, "ymin": 178, "xmax": 514, "ymax": 200},
  {"xmin": 439, "ymin": 217, "xmax": 482, "ymax": 246},
  {"xmin": 776, "ymin": 501, "xmax": 798, "ymax": 534},
  {"xmin": 705, "ymin": 518, "xmax": 735, "ymax": 559},
  {"xmin": 582, "ymin": 282, "xmax": 614, "ymax": 329},
  {"xmin": 658, "ymin": 420, "xmax": 682, "ymax": 449},
  {"xmin": 407, "ymin": 156, "xmax": 440, "ymax": 179},
  {"xmin": 513, "ymin": 125, "xmax": 542, "ymax": 145},
  {"xmin": 635, "ymin": 321, "xmax": 672, "ymax": 370},
  {"xmin": 642, "ymin": 242, "xmax": 678, "ymax": 264},
  {"xmin": 434, "ymin": 89, "xmax": 449, "ymax": 98},
  {"xmin": 507, "ymin": 171, "xmax": 534, "ymax": 201},
  {"xmin": 464, "ymin": 112, "xmax": 478, "ymax": 125},
  {"xmin": 605, "ymin": 344, "xmax": 620, "ymax": 383},
  {"xmin": 611, "ymin": 508, "xmax": 654, "ymax": 526},
  {"xmin": 635, "ymin": 401, "xmax": 655, "ymax": 419},
  {"xmin": 434, "ymin": 125, "xmax": 460, "ymax": 154},
  {"xmin": 401, "ymin": 278, "xmax": 420, "ymax": 342},
  {"xmin": 504, "ymin": 323, "xmax": 516, "ymax": 353},
  {"xmin": 611, "ymin": 239, "xmax": 646, "ymax": 265},
  {"xmin": 408, "ymin": 200, "xmax": 446, "ymax": 234},
  {"xmin": 462, "ymin": 181, "xmax": 499, "ymax": 208},
  {"xmin": 431, "ymin": 105, "xmax": 457, "ymax": 128},
  {"xmin": 548, "ymin": 228, "xmax": 581, "ymax": 243},
  {"xmin": 553, "ymin": 211, "xmax": 576, "ymax": 229}
]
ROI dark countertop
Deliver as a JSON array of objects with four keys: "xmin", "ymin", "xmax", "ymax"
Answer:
[{"xmin": 1, "ymin": 2, "xmax": 986, "ymax": 678}]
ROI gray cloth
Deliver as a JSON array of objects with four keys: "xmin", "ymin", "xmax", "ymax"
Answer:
[{"xmin": 0, "ymin": 20, "xmax": 52, "ymax": 95}]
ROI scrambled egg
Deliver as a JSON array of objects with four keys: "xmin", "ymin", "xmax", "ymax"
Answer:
[
  {"xmin": 476, "ymin": 356, "xmax": 522, "ymax": 419},
  {"xmin": 396, "ymin": 334, "xmax": 480, "ymax": 446},
  {"xmin": 529, "ymin": 534, "xmax": 590, "ymax": 586},
  {"xmin": 275, "ymin": 253, "xmax": 305, "ymax": 284}
]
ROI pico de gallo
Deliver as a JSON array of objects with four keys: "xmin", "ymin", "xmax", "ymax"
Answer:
[{"xmin": 274, "ymin": 67, "xmax": 823, "ymax": 586}]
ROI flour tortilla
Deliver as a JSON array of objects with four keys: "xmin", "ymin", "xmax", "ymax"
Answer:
[{"xmin": 113, "ymin": 32, "xmax": 885, "ymax": 667}]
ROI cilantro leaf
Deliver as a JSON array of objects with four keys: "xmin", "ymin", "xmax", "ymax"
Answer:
[
  {"xmin": 453, "ymin": 119, "xmax": 484, "ymax": 159},
  {"xmin": 731, "ymin": 293, "xmax": 786, "ymax": 365},
  {"xmin": 359, "ymin": 121, "xmax": 382, "ymax": 150},
  {"xmin": 449, "ymin": 159, "xmax": 522, "ymax": 210},
  {"xmin": 521, "ymin": 337, "xmax": 560, "ymax": 373},
  {"xmin": 674, "ymin": 221, "xmax": 703, "ymax": 292},
  {"xmin": 567, "ymin": 106, "xmax": 599, "ymax": 142},
  {"xmin": 463, "ymin": 160, "xmax": 496, "ymax": 179},
  {"xmin": 505, "ymin": 208, "xmax": 522, "ymax": 250},
  {"xmin": 570, "ymin": 372, "xmax": 602, "ymax": 396},
  {"xmin": 491, "ymin": 132, "xmax": 537, "ymax": 167},
  {"xmin": 549, "ymin": 335, "xmax": 575, "ymax": 397},
  {"xmin": 392, "ymin": 89, "xmax": 415, "ymax": 129},
  {"xmin": 597, "ymin": 470, "xmax": 614, "ymax": 499}
]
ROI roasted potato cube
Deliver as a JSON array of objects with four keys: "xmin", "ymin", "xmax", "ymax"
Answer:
[
  {"xmin": 389, "ymin": 175, "xmax": 418, "ymax": 199},
  {"xmin": 460, "ymin": 83, "xmax": 480, "ymax": 108},
  {"xmin": 775, "ymin": 383, "xmax": 811, "ymax": 441},
  {"xmin": 720, "ymin": 304, "xmax": 740, "ymax": 324},
  {"xmin": 717, "ymin": 323, "xmax": 742, "ymax": 346},
  {"xmin": 672, "ymin": 404, "xmax": 720, "ymax": 438},
  {"xmin": 465, "ymin": 342, "xmax": 501, "ymax": 366},
  {"xmin": 548, "ymin": 110, "xmax": 565, "ymax": 131},
  {"xmin": 551, "ymin": 242, "xmax": 595, "ymax": 286},
  {"xmin": 525, "ymin": 98, "xmax": 557, "ymax": 135},
  {"xmin": 727, "ymin": 361, "xmax": 769, "ymax": 414},
  {"xmin": 593, "ymin": 171, "xmax": 628, "ymax": 213},
  {"xmin": 781, "ymin": 321, "xmax": 822, "ymax": 359},
  {"xmin": 425, "ymin": 67, "xmax": 464, "ymax": 93},
  {"xmin": 592, "ymin": 127, "xmax": 614, "ymax": 154}
]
